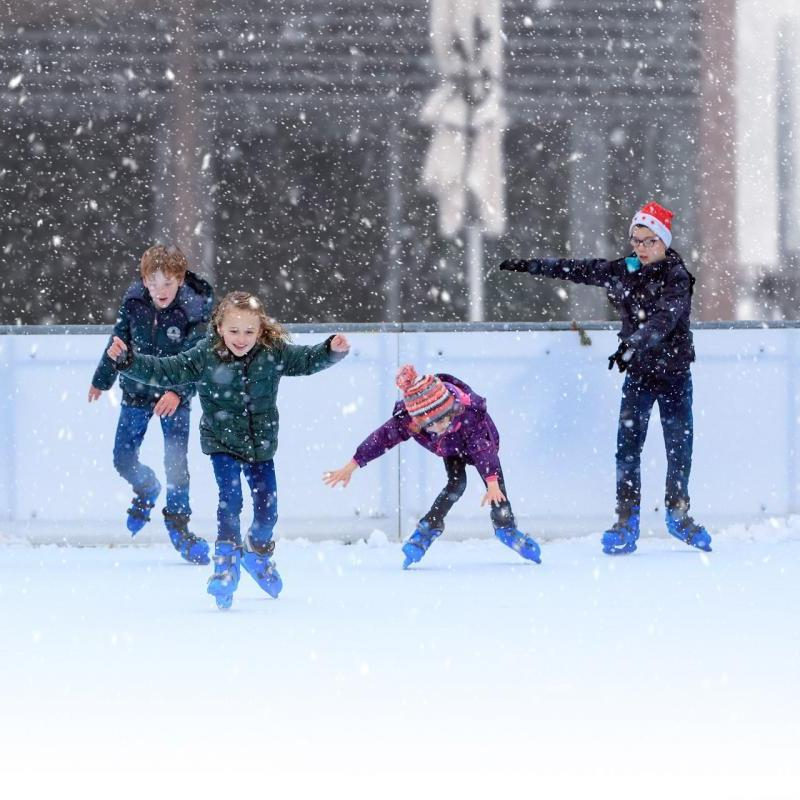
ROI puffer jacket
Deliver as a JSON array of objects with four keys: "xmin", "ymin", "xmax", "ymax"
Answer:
[
  {"xmin": 92, "ymin": 271, "xmax": 214, "ymax": 406},
  {"xmin": 353, "ymin": 374, "xmax": 503, "ymax": 480},
  {"xmin": 523, "ymin": 249, "xmax": 695, "ymax": 380},
  {"xmin": 116, "ymin": 331, "xmax": 347, "ymax": 462}
]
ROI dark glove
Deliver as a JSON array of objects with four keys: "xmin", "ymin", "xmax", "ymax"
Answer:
[
  {"xmin": 498, "ymin": 258, "xmax": 531, "ymax": 273},
  {"xmin": 608, "ymin": 341, "xmax": 633, "ymax": 373}
]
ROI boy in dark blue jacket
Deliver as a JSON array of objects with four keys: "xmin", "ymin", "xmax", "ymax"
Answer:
[
  {"xmin": 89, "ymin": 245, "xmax": 214, "ymax": 564},
  {"xmin": 499, "ymin": 202, "xmax": 711, "ymax": 555}
]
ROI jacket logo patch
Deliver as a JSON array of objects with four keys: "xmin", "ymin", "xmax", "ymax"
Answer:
[{"xmin": 166, "ymin": 326, "xmax": 183, "ymax": 342}]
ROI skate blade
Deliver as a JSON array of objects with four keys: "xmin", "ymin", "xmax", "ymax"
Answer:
[
  {"xmin": 183, "ymin": 552, "xmax": 210, "ymax": 566},
  {"xmin": 401, "ymin": 545, "xmax": 423, "ymax": 569},
  {"xmin": 214, "ymin": 595, "xmax": 233, "ymax": 611},
  {"xmin": 602, "ymin": 544, "xmax": 637, "ymax": 556}
]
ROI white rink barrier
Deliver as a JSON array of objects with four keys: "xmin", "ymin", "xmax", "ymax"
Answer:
[{"xmin": 0, "ymin": 324, "xmax": 796, "ymax": 544}]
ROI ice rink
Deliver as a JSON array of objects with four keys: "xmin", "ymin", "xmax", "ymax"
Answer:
[{"xmin": 2, "ymin": 521, "xmax": 799, "ymax": 799}]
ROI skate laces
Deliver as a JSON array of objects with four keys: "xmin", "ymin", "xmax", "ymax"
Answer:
[
  {"xmin": 245, "ymin": 537, "xmax": 275, "ymax": 557},
  {"xmin": 129, "ymin": 494, "xmax": 156, "ymax": 519},
  {"xmin": 682, "ymin": 515, "xmax": 702, "ymax": 534},
  {"xmin": 611, "ymin": 519, "xmax": 634, "ymax": 534},
  {"xmin": 607, "ymin": 515, "xmax": 638, "ymax": 541},
  {"xmin": 672, "ymin": 513, "xmax": 702, "ymax": 536},
  {"xmin": 508, "ymin": 529, "xmax": 529, "ymax": 547},
  {"xmin": 417, "ymin": 529, "xmax": 439, "ymax": 548}
]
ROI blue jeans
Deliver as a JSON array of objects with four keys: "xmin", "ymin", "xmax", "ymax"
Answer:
[
  {"xmin": 210, "ymin": 454, "xmax": 278, "ymax": 546},
  {"xmin": 616, "ymin": 372, "xmax": 693, "ymax": 516},
  {"xmin": 113, "ymin": 403, "xmax": 191, "ymax": 516}
]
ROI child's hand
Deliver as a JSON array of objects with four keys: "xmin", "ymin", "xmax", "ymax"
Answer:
[
  {"xmin": 323, "ymin": 459, "xmax": 358, "ymax": 488},
  {"xmin": 154, "ymin": 390, "xmax": 180, "ymax": 417},
  {"xmin": 88, "ymin": 385, "xmax": 103, "ymax": 403},
  {"xmin": 330, "ymin": 334, "xmax": 350, "ymax": 353},
  {"xmin": 107, "ymin": 336, "xmax": 128, "ymax": 361},
  {"xmin": 481, "ymin": 479, "xmax": 507, "ymax": 507}
]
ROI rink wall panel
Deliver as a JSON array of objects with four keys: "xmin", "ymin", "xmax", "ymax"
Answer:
[{"xmin": 0, "ymin": 325, "xmax": 795, "ymax": 544}]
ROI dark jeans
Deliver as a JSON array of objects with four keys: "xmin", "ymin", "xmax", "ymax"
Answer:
[
  {"xmin": 113, "ymin": 402, "xmax": 191, "ymax": 516},
  {"xmin": 616, "ymin": 372, "xmax": 693, "ymax": 516},
  {"xmin": 210, "ymin": 454, "xmax": 278, "ymax": 546},
  {"xmin": 421, "ymin": 456, "xmax": 516, "ymax": 532}
]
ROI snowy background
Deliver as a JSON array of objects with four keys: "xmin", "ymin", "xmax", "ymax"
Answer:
[
  {"xmin": 2, "ymin": 0, "xmax": 800, "ymax": 325},
  {"xmin": 1, "ymin": 325, "xmax": 800, "ymax": 797},
  {"xmin": 3, "ymin": 0, "xmax": 800, "ymax": 796}
]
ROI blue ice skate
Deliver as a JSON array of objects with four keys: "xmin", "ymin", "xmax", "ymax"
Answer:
[
  {"xmin": 495, "ymin": 527, "xmax": 542, "ymax": 563},
  {"xmin": 241, "ymin": 534, "xmax": 283, "ymax": 598},
  {"xmin": 601, "ymin": 511, "xmax": 640, "ymax": 555},
  {"xmin": 126, "ymin": 480, "xmax": 161, "ymax": 535},
  {"xmin": 207, "ymin": 541, "xmax": 242, "ymax": 611},
  {"xmin": 401, "ymin": 521, "xmax": 442, "ymax": 569},
  {"xmin": 163, "ymin": 511, "xmax": 210, "ymax": 565},
  {"xmin": 665, "ymin": 509, "xmax": 712, "ymax": 552}
]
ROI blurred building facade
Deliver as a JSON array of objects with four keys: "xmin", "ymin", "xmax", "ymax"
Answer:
[{"xmin": 1, "ymin": 0, "xmax": 742, "ymax": 324}]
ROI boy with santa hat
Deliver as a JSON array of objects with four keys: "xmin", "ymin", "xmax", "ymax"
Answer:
[{"xmin": 498, "ymin": 202, "xmax": 711, "ymax": 555}]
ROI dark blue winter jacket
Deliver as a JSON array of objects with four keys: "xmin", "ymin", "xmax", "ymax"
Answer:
[
  {"xmin": 92, "ymin": 271, "xmax": 214, "ymax": 406},
  {"xmin": 523, "ymin": 249, "xmax": 695, "ymax": 380}
]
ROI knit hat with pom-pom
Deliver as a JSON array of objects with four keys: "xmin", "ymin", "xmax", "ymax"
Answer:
[{"xmin": 395, "ymin": 364, "xmax": 456, "ymax": 427}]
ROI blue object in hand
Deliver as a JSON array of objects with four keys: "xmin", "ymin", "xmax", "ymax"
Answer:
[{"xmin": 625, "ymin": 256, "xmax": 641, "ymax": 273}]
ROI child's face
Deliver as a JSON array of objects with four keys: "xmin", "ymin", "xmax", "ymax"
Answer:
[
  {"xmin": 218, "ymin": 309, "xmax": 261, "ymax": 357},
  {"xmin": 144, "ymin": 270, "xmax": 183, "ymax": 309},
  {"xmin": 629, "ymin": 225, "xmax": 667, "ymax": 265},
  {"xmin": 424, "ymin": 412, "xmax": 456, "ymax": 436}
]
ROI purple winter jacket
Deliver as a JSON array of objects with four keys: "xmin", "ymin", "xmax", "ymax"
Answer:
[{"xmin": 352, "ymin": 374, "xmax": 502, "ymax": 480}]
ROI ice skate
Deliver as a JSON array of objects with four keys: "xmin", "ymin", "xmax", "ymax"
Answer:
[
  {"xmin": 401, "ymin": 521, "xmax": 442, "ymax": 569},
  {"xmin": 207, "ymin": 541, "xmax": 242, "ymax": 610},
  {"xmin": 241, "ymin": 534, "xmax": 283, "ymax": 598}
]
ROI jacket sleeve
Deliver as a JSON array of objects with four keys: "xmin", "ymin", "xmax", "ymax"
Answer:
[
  {"xmin": 465, "ymin": 420, "xmax": 503, "ymax": 481},
  {"xmin": 625, "ymin": 267, "xmax": 691, "ymax": 351},
  {"xmin": 352, "ymin": 414, "xmax": 412, "ymax": 468},
  {"xmin": 118, "ymin": 342, "xmax": 207, "ymax": 388},
  {"xmin": 170, "ymin": 316, "xmax": 212, "ymax": 403},
  {"xmin": 91, "ymin": 304, "xmax": 131, "ymax": 391},
  {"xmin": 470, "ymin": 447, "xmax": 503, "ymax": 482},
  {"xmin": 524, "ymin": 257, "xmax": 618, "ymax": 289},
  {"xmin": 169, "ymin": 333, "xmax": 208, "ymax": 404},
  {"xmin": 279, "ymin": 337, "xmax": 347, "ymax": 377}
]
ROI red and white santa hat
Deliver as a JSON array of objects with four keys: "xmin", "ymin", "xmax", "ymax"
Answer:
[{"xmin": 629, "ymin": 201, "xmax": 674, "ymax": 248}]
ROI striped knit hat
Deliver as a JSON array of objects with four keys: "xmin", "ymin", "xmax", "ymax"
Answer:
[{"xmin": 396, "ymin": 364, "xmax": 455, "ymax": 427}]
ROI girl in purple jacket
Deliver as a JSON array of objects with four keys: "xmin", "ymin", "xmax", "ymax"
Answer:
[{"xmin": 323, "ymin": 364, "xmax": 541, "ymax": 568}]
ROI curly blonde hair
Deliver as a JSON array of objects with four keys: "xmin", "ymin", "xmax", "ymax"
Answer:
[{"xmin": 211, "ymin": 291, "xmax": 289, "ymax": 354}]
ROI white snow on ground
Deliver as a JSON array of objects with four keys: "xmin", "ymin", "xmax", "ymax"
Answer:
[{"xmin": 1, "ymin": 522, "xmax": 799, "ymax": 799}]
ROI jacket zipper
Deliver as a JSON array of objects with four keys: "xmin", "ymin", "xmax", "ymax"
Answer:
[{"xmin": 242, "ymin": 358, "xmax": 257, "ymax": 462}]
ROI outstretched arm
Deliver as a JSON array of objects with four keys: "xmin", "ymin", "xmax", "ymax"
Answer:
[
  {"xmin": 323, "ymin": 459, "xmax": 359, "ymax": 488},
  {"xmin": 280, "ymin": 335, "xmax": 350, "ymax": 377},
  {"xmin": 500, "ymin": 256, "xmax": 618, "ymax": 289},
  {"xmin": 107, "ymin": 336, "xmax": 207, "ymax": 388},
  {"xmin": 351, "ymin": 413, "xmax": 413, "ymax": 469}
]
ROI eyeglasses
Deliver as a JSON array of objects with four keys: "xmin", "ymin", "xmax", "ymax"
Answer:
[{"xmin": 629, "ymin": 235, "xmax": 661, "ymax": 249}]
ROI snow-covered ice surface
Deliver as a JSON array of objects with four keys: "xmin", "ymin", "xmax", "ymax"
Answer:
[{"xmin": 1, "ymin": 522, "xmax": 799, "ymax": 799}]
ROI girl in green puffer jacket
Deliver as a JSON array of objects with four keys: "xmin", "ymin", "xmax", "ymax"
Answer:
[{"xmin": 108, "ymin": 290, "xmax": 350, "ymax": 610}]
